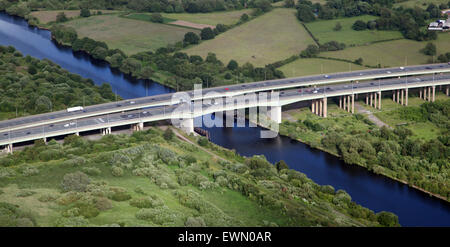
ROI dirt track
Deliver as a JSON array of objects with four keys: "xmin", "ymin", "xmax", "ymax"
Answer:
[{"xmin": 168, "ymin": 20, "xmax": 215, "ymax": 30}]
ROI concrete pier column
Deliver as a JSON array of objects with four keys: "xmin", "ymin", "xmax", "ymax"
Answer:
[
  {"xmin": 401, "ymin": 89, "xmax": 404, "ymax": 105},
  {"xmin": 397, "ymin": 90, "xmax": 400, "ymax": 104},
  {"xmin": 374, "ymin": 92, "xmax": 377, "ymax": 108},
  {"xmin": 75, "ymin": 132, "xmax": 79, "ymax": 136},
  {"xmin": 318, "ymin": 100, "xmax": 323, "ymax": 116},
  {"xmin": 132, "ymin": 122, "xmax": 144, "ymax": 131},
  {"xmin": 428, "ymin": 87, "xmax": 431, "ymax": 102},
  {"xmin": 347, "ymin": 95, "xmax": 351, "ymax": 112},
  {"xmin": 268, "ymin": 106, "xmax": 282, "ymax": 123},
  {"xmin": 315, "ymin": 100, "xmax": 319, "ymax": 115},
  {"xmin": 101, "ymin": 127, "xmax": 111, "ymax": 135},
  {"xmin": 323, "ymin": 97, "xmax": 327, "ymax": 118},
  {"xmin": 378, "ymin": 91, "xmax": 382, "ymax": 109},
  {"xmin": 311, "ymin": 100, "xmax": 315, "ymax": 113},
  {"xmin": 4, "ymin": 144, "xmax": 13, "ymax": 154},
  {"xmin": 343, "ymin": 96, "xmax": 347, "ymax": 110},
  {"xmin": 178, "ymin": 118, "xmax": 194, "ymax": 134},
  {"xmin": 351, "ymin": 94, "xmax": 355, "ymax": 114},
  {"xmin": 424, "ymin": 88, "xmax": 427, "ymax": 100},
  {"xmin": 393, "ymin": 91, "xmax": 396, "ymax": 102},
  {"xmin": 432, "ymin": 86, "xmax": 435, "ymax": 102},
  {"xmin": 419, "ymin": 88, "xmax": 422, "ymax": 99},
  {"xmin": 446, "ymin": 86, "xmax": 449, "ymax": 96},
  {"xmin": 339, "ymin": 96, "xmax": 342, "ymax": 109},
  {"xmin": 405, "ymin": 89, "xmax": 408, "ymax": 106},
  {"xmin": 370, "ymin": 93, "xmax": 373, "ymax": 108},
  {"xmin": 366, "ymin": 94, "xmax": 369, "ymax": 105}
]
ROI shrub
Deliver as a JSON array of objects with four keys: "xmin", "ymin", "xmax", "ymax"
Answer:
[
  {"xmin": 94, "ymin": 197, "xmax": 112, "ymax": 211},
  {"xmin": 82, "ymin": 167, "xmax": 101, "ymax": 176},
  {"xmin": 200, "ymin": 28, "xmax": 215, "ymax": 40},
  {"xmin": 183, "ymin": 32, "xmax": 200, "ymax": 45},
  {"xmin": 111, "ymin": 166, "xmax": 124, "ymax": 177},
  {"xmin": 110, "ymin": 191, "xmax": 132, "ymax": 202},
  {"xmin": 61, "ymin": 172, "xmax": 91, "ymax": 192},
  {"xmin": 135, "ymin": 206, "xmax": 176, "ymax": 225},
  {"xmin": 54, "ymin": 216, "xmax": 89, "ymax": 227},
  {"xmin": 151, "ymin": 13, "xmax": 163, "ymax": 23},
  {"xmin": 56, "ymin": 12, "xmax": 68, "ymax": 22},
  {"xmin": 352, "ymin": 20, "xmax": 367, "ymax": 31},
  {"xmin": 16, "ymin": 190, "xmax": 36, "ymax": 197},
  {"xmin": 185, "ymin": 217, "xmax": 206, "ymax": 227},
  {"xmin": 80, "ymin": 8, "xmax": 91, "ymax": 17},
  {"xmin": 376, "ymin": 211, "xmax": 400, "ymax": 226},
  {"xmin": 38, "ymin": 193, "xmax": 59, "ymax": 202},
  {"xmin": 129, "ymin": 197, "xmax": 154, "ymax": 208},
  {"xmin": 75, "ymin": 202, "xmax": 100, "ymax": 218}
]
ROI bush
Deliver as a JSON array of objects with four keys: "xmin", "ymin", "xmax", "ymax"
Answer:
[
  {"xmin": 135, "ymin": 206, "xmax": 176, "ymax": 225},
  {"xmin": 38, "ymin": 193, "xmax": 59, "ymax": 203},
  {"xmin": 129, "ymin": 196, "xmax": 164, "ymax": 208},
  {"xmin": 94, "ymin": 197, "xmax": 112, "ymax": 211},
  {"xmin": 61, "ymin": 172, "xmax": 91, "ymax": 192},
  {"xmin": 185, "ymin": 217, "xmax": 206, "ymax": 227},
  {"xmin": 151, "ymin": 13, "xmax": 163, "ymax": 23},
  {"xmin": 56, "ymin": 12, "xmax": 68, "ymax": 22},
  {"xmin": 200, "ymin": 28, "xmax": 215, "ymax": 40},
  {"xmin": 80, "ymin": 8, "xmax": 91, "ymax": 17},
  {"xmin": 54, "ymin": 216, "xmax": 89, "ymax": 227},
  {"xmin": 183, "ymin": 32, "xmax": 200, "ymax": 45},
  {"xmin": 376, "ymin": 211, "xmax": 400, "ymax": 226},
  {"xmin": 352, "ymin": 20, "xmax": 367, "ymax": 31},
  {"xmin": 111, "ymin": 166, "xmax": 124, "ymax": 177},
  {"xmin": 110, "ymin": 191, "xmax": 132, "ymax": 202},
  {"xmin": 82, "ymin": 167, "xmax": 101, "ymax": 176},
  {"xmin": 16, "ymin": 190, "xmax": 36, "ymax": 197}
]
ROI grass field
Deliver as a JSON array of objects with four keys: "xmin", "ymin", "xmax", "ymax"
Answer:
[
  {"xmin": 279, "ymin": 58, "xmax": 367, "ymax": 77},
  {"xmin": 305, "ymin": 15, "xmax": 403, "ymax": 46},
  {"xmin": 320, "ymin": 33, "xmax": 450, "ymax": 67},
  {"xmin": 394, "ymin": 0, "xmax": 449, "ymax": 8},
  {"xmin": 64, "ymin": 14, "xmax": 199, "ymax": 55},
  {"xmin": 161, "ymin": 9, "xmax": 252, "ymax": 26},
  {"xmin": 372, "ymin": 92, "xmax": 449, "ymax": 140},
  {"xmin": 184, "ymin": 8, "xmax": 315, "ymax": 67},
  {"xmin": 31, "ymin": 10, "xmax": 118, "ymax": 24}
]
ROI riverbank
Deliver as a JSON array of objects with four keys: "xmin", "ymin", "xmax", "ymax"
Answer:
[{"xmin": 275, "ymin": 106, "xmax": 450, "ymax": 203}]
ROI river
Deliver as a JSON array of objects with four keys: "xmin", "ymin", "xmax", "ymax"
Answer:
[{"xmin": 0, "ymin": 12, "xmax": 449, "ymax": 226}]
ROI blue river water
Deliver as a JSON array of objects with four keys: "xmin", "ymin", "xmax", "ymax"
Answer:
[{"xmin": 0, "ymin": 12, "xmax": 449, "ymax": 226}]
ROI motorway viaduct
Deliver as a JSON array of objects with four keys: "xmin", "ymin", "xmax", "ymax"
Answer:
[
  {"xmin": 1, "ymin": 73, "xmax": 450, "ymax": 153},
  {"xmin": 1, "ymin": 63, "xmax": 450, "ymax": 133}
]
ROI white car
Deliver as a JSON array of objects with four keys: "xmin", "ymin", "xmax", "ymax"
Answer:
[
  {"xmin": 64, "ymin": 124, "xmax": 69, "ymax": 128},
  {"xmin": 387, "ymin": 71, "xmax": 391, "ymax": 74},
  {"xmin": 313, "ymin": 90, "xmax": 318, "ymax": 94}
]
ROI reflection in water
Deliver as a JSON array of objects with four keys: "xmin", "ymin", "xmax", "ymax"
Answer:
[{"xmin": 0, "ymin": 12, "xmax": 449, "ymax": 226}]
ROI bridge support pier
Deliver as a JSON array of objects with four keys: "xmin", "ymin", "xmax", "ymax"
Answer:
[
  {"xmin": 268, "ymin": 106, "xmax": 282, "ymax": 123},
  {"xmin": 351, "ymin": 94, "xmax": 354, "ymax": 114},
  {"xmin": 378, "ymin": 91, "xmax": 382, "ymax": 109},
  {"xmin": 404, "ymin": 89, "xmax": 408, "ymax": 106},
  {"xmin": 374, "ymin": 92, "xmax": 377, "ymax": 109},
  {"xmin": 101, "ymin": 127, "xmax": 111, "ymax": 136},
  {"xmin": 178, "ymin": 118, "xmax": 194, "ymax": 134},
  {"xmin": 432, "ymin": 86, "xmax": 435, "ymax": 102},
  {"xmin": 4, "ymin": 144, "xmax": 13, "ymax": 154},
  {"xmin": 132, "ymin": 122, "xmax": 144, "ymax": 131},
  {"xmin": 311, "ymin": 100, "xmax": 315, "ymax": 113},
  {"xmin": 446, "ymin": 86, "xmax": 449, "ymax": 96},
  {"xmin": 339, "ymin": 96, "xmax": 342, "ymax": 108},
  {"xmin": 75, "ymin": 132, "xmax": 79, "ymax": 136},
  {"xmin": 323, "ymin": 97, "xmax": 327, "ymax": 117}
]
